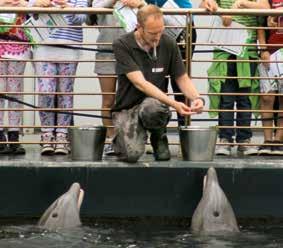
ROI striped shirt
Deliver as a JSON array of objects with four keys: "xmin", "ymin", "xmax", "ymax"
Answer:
[
  {"xmin": 216, "ymin": 0, "xmax": 259, "ymax": 41},
  {"xmin": 49, "ymin": 0, "xmax": 88, "ymax": 42}
]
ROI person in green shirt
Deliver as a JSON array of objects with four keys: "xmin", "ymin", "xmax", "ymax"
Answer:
[{"xmin": 200, "ymin": 0, "xmax": 269, "ymax": 156}]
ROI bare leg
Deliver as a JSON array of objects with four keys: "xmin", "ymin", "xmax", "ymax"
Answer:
[
  {"xmin": 260, "ymin": 94, "xmax": 275, "ymax": 141},
  {"xmin": 98, "ymin": 76, "xmax": 116, "ymax": 139},
  {"xmin": 274, "ymin": 96, "xmax": 283, "ymax": 141}
]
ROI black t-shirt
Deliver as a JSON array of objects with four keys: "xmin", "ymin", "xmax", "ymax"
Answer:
[{"xmin": 112, "ymin": 31, "xmax": 186, "ymax": 112}]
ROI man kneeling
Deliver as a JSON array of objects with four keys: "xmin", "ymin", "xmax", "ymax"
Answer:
[{"xmin": 112, "ymin": 4, "xmax": 204, "ymax": 163}]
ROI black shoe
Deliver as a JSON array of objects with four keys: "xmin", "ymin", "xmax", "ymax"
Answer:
[
  {"xmin": 272, "ymin": 140, "xmax": 283, "ymax": 155},
  {"xmin": 7, "ymin": 144, "xmax": 26, "ymax": 155},
  {"xmin": 7, "ymin": 131, "xmax": 26, "ymax": 155},
  {"xmin": 150, "ymin": 131, "xmax": 171, "ymax": 161},
  {"xmin": 0, "ymin": 131, "xmax": 8, "ymax": 154},
  {"xmin": 258, "ymin": 140, "xmax": 273, "ymax": 155}
]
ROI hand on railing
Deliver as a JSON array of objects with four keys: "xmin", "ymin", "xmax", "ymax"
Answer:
[
  {"xmin": 51, "ymin": 0, "xmax": 69, "ymax": 8},
  {"xmin": 0, "ymin": 0, "xmax": 20, "ymax": 6},
  {"xmin": 232, "ymin": 0, "xmax": 246, "ymax": 9},
  {"xmin": 32, "ymin": 0, "xmax": 51, "ymax": 7},
  {"xmin": 199, "ymin": 0, "xmax": 218, "ymax": 12},
  {"xmin": 119, "ymin": 0, "xmax": 145, "ymax": 9}
]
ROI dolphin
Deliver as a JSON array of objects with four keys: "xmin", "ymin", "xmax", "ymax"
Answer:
[
  {"xmin": 38, "ymin": 182, "xmax": 84, "ymax": 231},
  {"xmin": 191, "ymin": 167, "xmax": 239, "ymax": 235}
]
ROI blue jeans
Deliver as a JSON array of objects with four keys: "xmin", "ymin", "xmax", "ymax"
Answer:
[{"xmin": 218, "ymin": 55, "xmax": 256, "ymax": 143}]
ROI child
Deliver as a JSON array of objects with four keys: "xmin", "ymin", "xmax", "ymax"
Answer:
[
  {"xmin": 33, "ymin": 0, "xmax": 87, "ymax": 155},
  {"xmin": 0, "ymin": 0, "xmax": 49, "ymax": 155},
  {"xmin": 257, "ymin": 1, "xmax": 283, "ymax": 155},
  {"xmin": 201, "ymin": 0, "xmax": 269, "ymax": 156}
]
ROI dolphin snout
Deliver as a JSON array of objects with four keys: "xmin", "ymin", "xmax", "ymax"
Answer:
[
  {"xmin": 78, "ymin": 189, "xmax": 84, "ymax": 210},
  {"xmin": 69, "ymin": 183, "xmax": 84, "ymax": 210}
]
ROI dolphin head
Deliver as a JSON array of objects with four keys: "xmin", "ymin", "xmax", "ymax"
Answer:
[
  {"xmin": 38, "ymin": 182, "xmax": 84, "ymax": 231},
  {"xmin": 191, "ymin": 167, "xmax": 239, "ymax": 235}
]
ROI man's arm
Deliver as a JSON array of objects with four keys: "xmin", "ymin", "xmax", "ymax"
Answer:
[
  {"xmin": 175, "ymin": 73, "xmax": 204, "ymax": 113},
  {"xmin": 126, "ymin": 70, "xmax": 198, "ymax": 116}
]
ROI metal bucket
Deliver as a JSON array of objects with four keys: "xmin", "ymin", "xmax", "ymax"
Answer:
[
  {"xmin": 179, "ymin": 126, "xmax": 217, "ymax": 161},
  {"xmin": 70, "ymin": 126, "xmax": 106, "ymax": 161}
]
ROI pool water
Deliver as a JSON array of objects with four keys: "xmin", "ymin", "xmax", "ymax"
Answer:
[{"xmin": 0, "ymin": 222, "xmax": 282, "ymax": 248}]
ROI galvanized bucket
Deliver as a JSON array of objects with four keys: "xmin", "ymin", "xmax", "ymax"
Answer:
[
  {"xmin": 70, "ymin": 126, "xmax": 106, "ymax": 161},
  {"xmin": 179, "ymin": 126, "xmax": 217, "ymax": 161}
]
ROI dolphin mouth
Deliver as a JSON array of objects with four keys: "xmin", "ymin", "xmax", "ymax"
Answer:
[
  {"xmin": 78, "ymin": 189, "xmax": 84, "ymax": 211},
  {"xmin": 203, "ymin": 175, "xmax": 207, "ymax": 193}
]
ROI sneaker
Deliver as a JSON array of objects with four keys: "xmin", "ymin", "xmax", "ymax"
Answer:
[
  {"xmin": 103, "ymin": 143, "xmax": 117, "ymax": 156},
  {"xmin": 8, "ymin": 144, "xmax": 26, "ymax": 155},
  {"xmin": 237, "ymin": 138, "xmax": 258, "ymax": 156},
  {"xmin": 145, "ymin": 144, "xmax": 154, "ymax": 154},
  {"xmin": 41, "ymin": 132, "xmax": 55, "ymax": 156},
  {"xmin": 271, "ymin": 140, "xmax": 283, "ymax": 155},
  {"xmin": 215, "ymin": 138, "xmax": 232, "ymax": 156},
  {"xmin": 7, "ymin": 131, "xmax": 25, "ymax": 155},
  {"xmin": 150, "ymin": 131, "xmax": 171, "ymax": 161},
  {"xmin": 258, "ymin": 140, "xmax": 273, "ymax": 155},
  {"xmin": 54, "ymin": 133, "xmax": 69, "ymax": 155}
]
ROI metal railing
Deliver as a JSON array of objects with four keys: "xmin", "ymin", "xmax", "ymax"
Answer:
[{"xmin": 0, "ymin": 7, "xmax": 282, "ymax": 150}]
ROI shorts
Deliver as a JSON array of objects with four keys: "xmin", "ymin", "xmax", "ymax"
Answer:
[{"xmin": 259, "ymin": 62, "xmax": 283, "ymax": 93}]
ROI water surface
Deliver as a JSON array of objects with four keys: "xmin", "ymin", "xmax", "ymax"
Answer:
[{"xmin": 0, "ymin": 222, "xmax": 282, "ymax": 248}]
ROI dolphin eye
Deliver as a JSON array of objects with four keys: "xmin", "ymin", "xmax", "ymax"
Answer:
[
  {"xmin": 52, "ymin": 212, "xmax": 58, "ymax": 218},
  {"xmin": 213, "ymin": 211, "xmax": 220, "ymax": 217}
]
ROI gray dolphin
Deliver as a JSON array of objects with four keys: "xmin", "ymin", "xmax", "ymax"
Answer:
[
  {"xmin": 191, "ymin": 167, "xmax": 239, "ymax": 235},
  {"xmin": 38, "ymin": 182, "xmax": 84, "ymax": 231}
]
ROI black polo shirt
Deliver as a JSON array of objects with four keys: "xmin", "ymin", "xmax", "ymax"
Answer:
[{"xmin": 112, "ymin": 31, "xmax": 185, "ymax": 112}]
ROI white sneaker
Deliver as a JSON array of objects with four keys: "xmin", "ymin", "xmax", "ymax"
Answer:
[
  {"xmin": 41, "ymin": 132, "xmax": 55, "ymax": 156},
  {"xmin": 215, "ymin": 138, "xmax": 232, "ymax": 156},
  {"xmin": 237, "ymin": 139, "xmax": 258, "ymax": 156},
  {"xmin": 54, "ymin": 133, "xmax": 69, "ymax": 155},
  {"xmin": 103, "ymin": 143, "xmax": 116, "ymax": 156}
]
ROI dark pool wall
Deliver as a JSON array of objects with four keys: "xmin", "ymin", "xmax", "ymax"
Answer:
[{"xmin": 0, "ymin": 164, "xmax": 283, "ymax": 219}]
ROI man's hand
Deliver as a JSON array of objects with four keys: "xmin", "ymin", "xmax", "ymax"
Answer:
[
  {"xmin": 191, "ymin": 98, "xmax": 204, "ymax": 114},
  {"xmin": 174, "ymin": 102, "xmax": 196, "ymax": 116},
  {"xmin": 200, "ymin": 0, "xmax": 218, "ymax": 12},
  {"xmin": 222, "ymin": 15, "xmax": 232, "ymax": 26}
]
